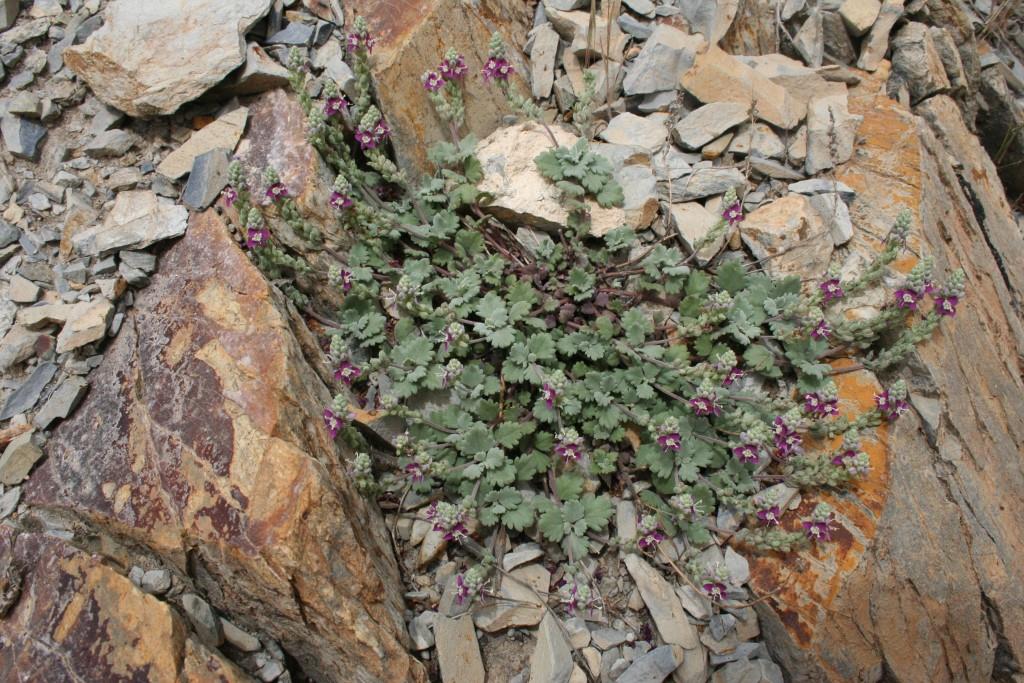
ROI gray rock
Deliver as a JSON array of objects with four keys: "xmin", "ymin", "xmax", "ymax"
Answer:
[
  {"xmin": 723, "ymin": 547, "xmax": 750, "ymax": 585},
  {"xmin": 714, "ymin": 657, "xmax": 784, "ymax": 683},
  {"xmin": 0, "ymin": 431, "xmax": 43, "ymax": 485},
  {"xmin": 0, "ymin": 361, "xmax": 58, "ymax": 421},
  {"xmin": 821, "ymin": 11, "xmax": 857, "ymax": 65},
  {"xmin": 408, "ymin": 611, "xmax": 436, "ymax": 650},
  {"xmin": 749, "ymin": 157, "xmax": 804, "ymax": 181},
  {"xmin": 623, "ymin": 25, "xmax": 704, "ymax": 96},
  {"xmin": 89, "ymin": 104, "xmax": 124, "ymax": 136},
  {"xmin": 793, "ymin": 10, "xmax": 824, "ymax": 67},
  {"xmin": 71, "ymin": 190, "xmax": 188, "ymax": 257},
  {"xmin": 804, "ymin": 92, "xmax": 862, "ymax": 174},
  {"xmin": 788, "ymin": 178, "xmax": 856, "ymax": 201},
  {"xmin": 33, "ymin": 376, "xmax": 89, "ymax": 430},
  {"xmin": 0, "ymin": 164, "xmax": 14, "ymax": 206},
  {"xmin": 838, "ymin": 0, "xmax": 881, "ymax": 36},
  {"xmin": 218, "ymin": 43, "xmax": 291, "ymax": 97},
  {"xmin": 668, "ymin": 201, "xmax": 724, "ymax": 265},
  {"xmin": 637, "ymin": 90, "xmax": 677, "ymax": 114},
  {"xmin": 617, "ymin": 499, "xmax": 638, "ymax": 543},
  {"xmin": 129, "ymin": 566, "xmax": 145, "ymax": 586},
  {"xmin": 616, "ymin": 645, "xmax": 683, "ymax": 683},
  {"xmin": 661, "ymin": 167, "xmax": 746, "ymax": 202},
  {"xmin": 564, "ymin": 616, "xmax": 591, "ymax": 649},
  {"xmin": 808, "ymin": 192, "xmax": 854, "ymax": 245},
  {"xmin": 929, "ymin": 27, "xmax": 968, "ymax": 93},
  {"xmin": 709, "ymin": 613, "xmax": 738, "ymax": 640},
  {"xmin": 257, "ymin": 659, "xmax": 284, "ymax": 682},
  {"xmin": 529, "ymin": 23, "xmax": 560, "ymax": 100},
  {"xmin": 781, "ymin": 0, "xmax": 806, "ymax": 20},
  {"xmin": 728, "ymin": 123, "xmax": 785, "ymax": 159},
  {"xmin": 857, "ymin": 0, "xmax": 904, "ymax": 72},
  {"xmin": 8, "ymin": 92, "xmax": 41, "ymax": 118},
  {"xmin": 0, "ymin": 326, "xmax": 41, "ymax": 372},
  {"xmin": 181, "ymin": 593, "xmax": 224, "ymax": 647},
  {"xmin": 622, "ymin": 0, "xmax": 656, "ymax": 18},
  {"xmin": 673, "ymin": 102, "xmax": 748, "ymax": 150},
  {"xmin": 221, "ymin": 618, "xmax": 261, "ymax": 651},
  {"xmin": 9, "ymin": 276, "xmax": 41, "ymax": 304},
  {"xmin": 435, "ymin": 615, "xmax": 486, "ymax": 683},
  {"xmin": 0, "ymin": 486, "xmax": 20, "ymax": 520},
  {"xmin": 1, "ymin": 0, "xmax": 19, "ymax": 30},
  {"xmin": 141, "ymin": 568, "xmax": 172, "ymax": 595},
  {"xmin": 182, "ymin": 148, "xmax": 231, "ymax": 210},
  {"xmin": 268, "ymin": 21, "xmax": 314, "ymax": 46},
  {"xmin": 502, "ymin": 542, "xmax": 545, "ymax": 571},
  {"xmin": 709, "ymin": 641, "xmax": 765, "ymax": 665},
  {"xmin": 609, "ymin": 658, "xmax": 631, "ymax": 678},
  {"xmin": 1, "ymin": 115, "xmax": 47, "ymax": 161},
  {"xmin": 890, "ymin": 22, "xmax": 951, "ymax": 104},
  {"xmin": 120, "ymin": 250, "xmax": 158, "ymax": 273},
  {"xmin": 529, "ymin": 612, "xmax": 573, "ymax": 683},
  {"xmin": 83, "ymin": 129, "xmax": 138, "ymax": 158},
  {"xmin": 544, "ymin": 0, "xmax": 587, "ymax": 9},
  {"xmin": 592, "ymin": 627, "xmax": 629, "ymax": 650},
  {"xmin": 618, "ymin": 14, "xmax": 654, "ymax": 40},
  {"xmin": 624, "ymin": 554, "xmax": 699, "ymax": 649}
]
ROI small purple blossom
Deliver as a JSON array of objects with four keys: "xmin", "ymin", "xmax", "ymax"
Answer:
[
  {"xmin": 703, "ymin": 582, "xmax": 728, "ymax": 602},
  {"xmin": 722, "ymin": 202, "xmax": 744, "ymax": 226},
  {"xmin": 354, "ymin": 128, "xmax": 378, "ymax": 150},
  {"xmin": 874, "ymin": 390, "xmax": 909, "ymax": 421},
  {"xmin": 732, "ymin": 443, "xmax": 761, "ymax": 464},
  {"xmin": 439, "ymin": 54, "xmax": 468, "ymax": 80},
  {"xmin": 422, "ymin": 71, "xmax": 445, "ymax": 92},
  {"xmin": 657, "ymin": 432, "xmax": 682, "ymax": 452},
  {"xmin": 246, "ymin": 225, "xmax": 270, "ymax": 250},
  {"xmin": 894, "ymin": 288, "xmax": 921, "ymax": 310},
  {"xmin": 772, "ymin": 415, "xmax": 803, "ymax": 459},
  {"xmin": 811, "ymin": 319, "xmax": 832, "ymax": 340},
  {"xmin": 405, "ymin": 462, "xmax": 425, "ymax": 483},
  {"xmin": 222, "ymin": 186, "xmax": 238, "ymax": 207},
  {"xmin": 934, "ymin": 294, "xmax": 959, "ymax": 317},
  {"xmin": 336, "ymin": 269, "xmax": 352, "ymax": 293},
  {"xmin": 757, "ymin": 505, "xmax": 782, "ymax": 526},
  {"xmin": 425, "ymin": 501, "xmax": 471, "ymax": 542},
  {"xmin": 803, "ymin": 392, "xmax": 839, "ymax": 418},
  {"xmin": 334, "ymin": 360, "xmax": 362, "ymax": 385},
  {"xmin": 723, "ymin": 366, "xmax": 744, "ymax": 387},
  {"xmin": 324, "ymin": 96, "xmax": 348, "ymax": 117},
  {"xmin": 689, "ymin": 395, "xmax": 721, "ymax": 417},
  {"xmin": 555, "ymin": 439, "xmax": 583, "ymax": 463},
  {"xmin": 323, "ymin": 408, "xmax": 344, "ymax": 439},
  {"xmin": 820, "ymin": 278, "xmax": 844, "ymax": 303},
  {"xmin": 265, "ymin": 182, "xmax": 289, "ymax": 203},
  {"xmin": 482, "ymin": 56, "xmax": 513, "ymax": 82},
  {"xmin": 330, "ymin": 191, "xmax": 354, "ymax": 211},
  {"xmin": 542, "ymin": 383, "xmax": 558, "ymax": 410},
  {"xmin": 347, "ymin": 30, "xmax": 376, "ymax": 54},
  {"xmin": 637, "ymin": 515, "xmax": 666, "ymax": 551},
  {"xmin": 802, "ymin": 520, "xmax": 833, "ymax": 542}
]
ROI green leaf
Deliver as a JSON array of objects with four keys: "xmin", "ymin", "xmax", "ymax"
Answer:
[
  {"xmin": 460, "ymin": 424, "xmax": 495, "ymax": 455},
  {"xmin": 503, "ymin": 503, "xmax": 536, "ymax": 531},
  {"xmin": 537, "ymin": 506, "xmax": 565, "ymax": 542},
  {"xmin": 621, "ymin": 309, "xmax": 654, "ymax": 345},
  {"xmin": 535, "ymin": 149, "xmax": 565, "ymax": 181},
  {"xmin": 716, "ymin": 259, "xmax": 749, "ymax": 294},
  {"xmin": 581, "ymin": 494, "xmax": 613, "ymax": 531},
  {"xmin": 595, "ymin": 181, "xmax": 625, "ymax": 208},
  {"xmin": 636, "ymin": 444, "xmax": 673, "ymax": 479},
  {"xmin": 555, "ymin": 473, "xmax": 584, "ymax": 500},
  {"xmin": 743, "ymin": 344, "xmax": 782, "ymax": 378}
]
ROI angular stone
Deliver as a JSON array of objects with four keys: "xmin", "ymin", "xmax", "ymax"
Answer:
[
  {"xmin": 216, "ymin": 43, "xmax": 291, "ymax": 97},
  {"xmin": 182, "ymin": 593, "xmax": 224, "ymax": 647},
  {"xmin": 822, "ymin": 11, "xmax": 858, "ymax": 65},
  {"xmin": 728, "ymin": 123, "xmax": 785, "ymax": 159},
  {"xmin": 65, "ymin": 0, "xmax": 274, "ymax": 116},
  {"xmin": 27, "ymin": 212, "xmax": 424, "ymax": 683},
  {"xmin": 1, "ymin": 115, "xmax": 47, "ymax": 161},
  {"xmin": 529, "ymin": 612, "xmax": 573, "ymax": 683},
  {"xmin": 0, "ymin": 326, "xmax": 42, "ymax": 371},
  {"xmin": 408, "ymin": 611, "xmax": 436, "ymax": 650},
  {"xmin": 890, "ymin": 22, "xmax": 951, "ymax": 104},
  {"xmin": 661, "ymin": 166, "xmax": 746, "ymax": 202},
  {"xmin": 676, "ymin": 0, "xmax": 740, "ymax": 44},
  {"xmin": 711, "ymin": 658, "xmax": 784, "ymax": 683},
  {"xmin": 856, "ymin": 0, "xmax": 904, "ymax": 72},
  {"xmin": 624, "ymin": 554, "xmax": 699, "ymax": 649},
  {"xmin": 673, "ymin": 102, "xmax": 749, "ymax": 150},
  {"xmin": 749, "ymin": 157, "xmax": 804, "ymax": 180},
  {"xmin": 0, "ymin": 431, "xmax": 43, "ymax": 485},
  {"xmin": 268, "ymin": 21, "xmax": 314, "ymax": 45},
  {"xmin": 82, "ymin": 129, "xmax": 138, "ymax": 158},
  {"xmin": 0, "ymin": 530, "xmax": 251, "ymax": 682},
  {"xmin": 623, "ymin": 0, "xmax": 656, "ymax": 17},
  {"xmin": 681, "ymin": 47, "xmax": 803, "ymax": 129},
  {"xmin": 529, "ymin": 23, "xmax": 560, "ymax": 100},
  {"xmin": 502, "ymin": 543, "xmax": 544, "ymax": 571},
  {"xmin": 474, "ymin": 564, "xmax": 548, "ymax": 632},
  {"xmin": 8, "ymin": 92, "xmax": 41, "ymax": 118},
  {"xmin": 838, "ymin": 0, "xmax": 880, "ymax": 36},
  {"xmin": 0, "ymin": 362, "xmax": 57, "ymax": 421},
  {"xmin": 158, "ymin": 107, "xmax": 248, "ymax": 179},
  {"xmin": 807, "ymin": 191, "xmax": 854, "ymax": 245},
  {"xmin": 928, "ymin": 27, "xmax": 967, "ymax": 94},
  {"xmin": 804, "ymin": 91, "xmax": 862, "ymax": 174},
  {"xmin": 141, "ymin": 569, "xmax": 173, "ymax": 596},
  {"xmin": 623, "ymin": 25, "xmax": 705, "ymax": 96},
  {"xmin": 546, "ymin": 6, "xmax": 628, "ymax": 61},
  {"xmin": 69, "ymin": 190, "xmax": 188, "ymax": 257},
  {"xmin": 592, "ymin": 627, "xmax": 629, "ymax": 650},
  {"xmin": 55, "ymin": 298, "xmax": 114, "ymax": 354},
  {"xmin": 181, "ymin": 148, "xmax": 232, "ymax": 210},
  {"xmin": 17, "ymin": 303, "xmax": 74, "ymax": 330},
  {"xmin": 221, "ymin": 618, "xmax": 261, "ymax": 651},
  {"xmin": 1, "ymin": 0, "xmax": 18, "ymax": 30},
  {"xmin": 676, "ymin": 584, "xmax": 712, "ymax": 619},
  {"xmin": 792, "ymin": 10, "xmax": 824, "ymax": 68},
  {"xmin": 669, "ymin": 201, "xmax": 726, "ymax": 265},
  {"xmin": 788, "ymin": 178, "xmax": 856, "ymax": 201},
  {"xmin": 33, "ymin": 377, "xmax": 89, "ymax": 430},
  {"xmin": 616, "ymin": 645, "xmax": 684, "ymax": 683},
  {"xmin": 600, "ymin": 112, "xmax": 669, "ymax": 153},
  {"xmin": 740, "ymin": 194, "xmax": 833, "ymax": 278},
  {"xmin": 702, "ymin": 132, "xmax": 735, "ymax": 160},
  {"xmin": 435, "ymin": 615, "xmax": 485, "ymax": 683},
  {"xmin": 9, "ymin": 275, "xmax": 41, "ymax": 304},
  {"xmin": 565, "ymin": 616, "xmax": 591, "ymax": 649}
]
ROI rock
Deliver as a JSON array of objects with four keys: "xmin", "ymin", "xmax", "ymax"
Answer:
[
  {"xmin": 565, "ymin": 616, "xmax": 591, "ymax": 648},
  {"xmin": 788, "ymin": 178, "xmax": 856, "ymax": 201},
  {"xmin": 83, "ymin": 129, "xmax": 139, "ymax": 158},
  {"xmin": 257, "ymin": 660, "xmax": 285, "ymax": 682},
  {"xmin": 723, "ymin": 547, "xmax": 750, "ymax": 585},
  {"xmin": 0, "ymin": 362, "xmax": 57, "ymax": 421},
  {"xmin": 624, "ymin": 554, "xmax": 699, "ymax": 649},
  {"xmin": 749, "ymin": 157, "xmax": 804, "ymax": 181},
  {"xmin": 435, "ymin": 615, "xmax": 485, "ymax": 683},
  {"xmin": 673, "ymin": 102, "xmax": 749, "ymax": 150},
  {"xmin": 792, "ymin": 11, "xmax": 824, "ymax": 68},
  {"xmin": 616, "ymin": 645, "xmax": 684, "ymax": 683},
  {"xmin": 268, "ymin": 21, "xmax": 314, "ymax": 46},
  {"xmin": 546, "ymin": 5, "xmax": 628, "ymax": 61},
  {"xmin": 475, "ymin": 122, "xmax": 629, "ymax": 235},
  {"xmin": 709, "ymin": 613, "xmax": 737, "ymax": 640},
  {"xmin": 529, "ymin": 612, "xmax": 573, "ymax": 683},
  {"xmin": 345, "ymin": 0, "xmax": 532, "ymax": 174},
  {"xmin": 807, "ymin": 192, "xmax": 854, "ymax": 245},
  {"xmin": 408, "ymin": 611, "xmax": 436, "ymax": 650},
  {"xmin": 0, "ymin": 530, "xmax": 251, "ymax": 681},
  {"xmin": 26, "ymin": 212, "xmax": 424, "ymax": 683},
  {"xmin": 622, "ymin": 0, "xmax": 656, "ymax": 18},
  {"xmin": 0, "ymin": 431, "xmax": 43, "ymax": 485},
  {"xmin": 55, "ymin": 298, "xmax": 114, "ymax": 354},
  {"xmin": 728, "ymin": 123, "xmax": 785, "ymax": 159},
  {"xmin": 711, "ymin": 658, "xmax": 784, "ymax": 683},
  {"xmin": 182, "ymin": 593, "xmax": 224, "ymax": 647},
  {"xmin": 141, "ymin": 569, "xmax": 172, "ymax": 596},
  {"xmin": 0, "ymin": 326, "xmax": 42, "ymax": 371},
  {"xmin": 617, "ymin": 499, "xmax": 638, "ymax": 543},
  {"xmin": 676, "ymin": 0, "xmax": 740, "ymax": 44},
  {"xmin": 838, "ymin": 0, "xmax": 880, "ymax": 36},
  {"xmin": 69, "ymin": 190, "xmax": 188, "ymax": 257},
  {"xmin": 33, "ymin": 377, "xmax": 89, "ymax": 430},
  {"xmin": 216, "ymin": 43, "xmax": 291, "ymax": 97},
  {"xmin": 890, "ymin": 22, "xmax": 951, "ymax": 104},
  {"xmin": 416, "ymin": 527, "xmax": 448, "ymax": 567},
  {"xmin": 702, "ymin": 133, "xmax": 735, "ymax": 160},
  {"xmin": 804, "ymin": 91, "xmax": 862, "ymax": 174},
  {"xmin": 107, "ymin": 168, "xmax": 143, "ymax": 191},
  {"xmin": 661, "ymin": 166, "xmax": 746, "ymax": 202},
  {"xmin": 856, "ymin": 0, "xmax": 904, "ymax": 72},
  {"xmin": 821, "ymin": 11, "xmax": 858, "ymax": 65},
  {"xmin": 740, "ymin": 194, "xmax": 833, "ymax": 278},
  {"xmin": 502, "ymin": 543, "xmax": 545, "ymax": 571},
  {"xmin": 0, "ymin": 486, "xmax": 19, "ymax": 519},
  {"xmin": 600, "ymin": 113, "xmax": 669, "ymax": 154},
  {"xmin": 158, "ymin": 107, "xmax": 248, "ymax": 180},
  {"xmin": 676, "ymin": 584, "xmax": 712, "ymax": 619},
  {"xmin": 474, "ymin": 564, "xmax": 549, "ymax": 632},
  {"xmin": 1, "ymin": 115, "xmax": 47, "ymax": 161},
  {"xmin": 619, "ymin": 14, "xmax": 654, "ymax": 40},
  {"xmin": 182, "ymin": 148, "xmax": 232, "ymax": 210},
  {"xmin": 669, "ymin": 201, "xmax": 726, "ymax": 265},
  {"xmin": 681, "ymin": 46, "xmax": 803, "ymax": 129},
  {"xmin": 622, "ymin": 25, "xmax": 705, "ymax": 96},
  {"xmin": 65, "ymin": 0, "xmax": 274, "ymax": 116},
  {"xmin": 1, "ymin": 0, "xmax": 18, "ymax": 30},
  {"xmin": 928, "ymin": 27, "xmax": 967, "ymax": 95},
  {"xmin": 9, "ymin": 275, "xmax": 41, "ymax": 304},
  {"xmin": 17, "ymin": 303, "xmax": 74, "ymax": 330},
  {"xmin": 529, "ymin": 23, "xmax": 560, "ymax": 100},
  {"xmin": 592, "ymin": 627, "xmax": 629, "ymax": 650},
  {"xmin": 8, "ymin": 92, "xmax": 41, "ymax": 118}
]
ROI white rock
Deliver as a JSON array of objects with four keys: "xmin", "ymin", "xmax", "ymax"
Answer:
[
  {"xmin": 723, "ymin": 547, "xmax": 751, "ymax": 585},
  {"xmin": 157, "ymin": 106, "xmax": 248, "ymax": 179},
  {"xmin": 529, "ymin": 23, "xmax": 561, "ymax": 100},
  {"xmin": 804, "ymin": 91, "xmax": 862, "ymax": 174},
  {"xmin": 807, "ymin": 192, "xmax": 854, "ymax": 245},
  {"xmin": 70, "ymin": 191, "xmax": 188, "ymax": 257},
  {"xmin": 728, "ymin": 123, "xmax": 786, "ymax": 159},
  {"xmin": 529, "ymin": 612, "xmax": 574, "ymax": 683},
  {"xmin": 668, "ymin": 202, "xmax": 725, "ymax": 265},
  {"xmin": 839, "ymin": 0, "xmax": 881, "ymax": 36},
  {"xmin": 673, "ymin": 102, "xmax": 749, "ymax": 150},
  {"xmin": 599, "ymin": 112, "xmax": 669, "ymax": 154}
]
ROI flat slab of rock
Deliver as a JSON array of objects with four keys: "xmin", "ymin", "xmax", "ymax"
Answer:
[
  {"xmin": 474, "ymin": 564, "xmax": 549, "ymax": 632},
  {"xmin": 0, "ymin": 431, "xmax": 43, "ymax": 485},
  {"xmin": 65, "ymin": 0, "xmax": 273, "ymax": 116},
  {"xmin": 68, "ymin": 190, "xmax": 188, "ymax": 257},
  {"xmin": 1, "ymin": 115, "xmax": 47, "ymax": 161},
  {"xmin": 740, "ymin": 194, "xmax": 833, "ymax": 278},
  {"xmin": 804, "ymin": 92, "xmax": 862, "ymax": 174},
  {"xmin": 673, "ymin": 102, "xmax": 749, "ymax": 150},
  {"xmin": 856, "ymin": 0, "xmax": 904, "ymax": 72},
  {"xmin": 662, "ymin": 166, "xmax": 746, "ymax": 202},
  {"xmin": 0, "ymin": 361, "xmax": 57, "ymax": 421},
  {"xmin": 669, "ymin": 202, "xmax": 726, "ymax": 265},
  {"xmin": 55, "ymin": 298, "xmax": 114, "ymax": 353},
  {"xmin": 33, "ymin": 376, "xmax": 89, "ymax": 430},
  {"xmin": 623, "ymin": 25, "xmax": 704, "ymax": 95},
  {"xmin": 600, "ymin": 112, "xmax": 669, "ymax": 154},
  {"xmin": 529, "ymin": 612, "xmax": 574, "ymax": 683},
  {"xmin": 435, "ymin": 615, "xmax": 485, "ymax": 683},
  {"xmin": 624, "ymin": 554, "xmax": 699, "ymax": 649},
  {"xmin": 616, "ymin": 645, "xmax": 684, "ymax": 683},
  {"xmin": 839, "ymin": 0, "xmax": 880, "ymax": 36},
  {"xmin": 158, "ymin": 107, "xmax": 248, "ymax": 179}
]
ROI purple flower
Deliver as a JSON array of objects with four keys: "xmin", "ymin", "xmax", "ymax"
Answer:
[
  {"xmin": 689, "ymin": 395, "xmax": 721, "ymax": 417},
  {"xmin": 482, "ymin": 56, "xmax": 513, "ymax": 82},
  {"xmin": 439, "ymin": 54, "xmax": 468, "ymax": 80},
  {"xmin": 555, "ymin": 440, "xmax": 583, "ymax": 463},
  {"xmin": 811, "ymin": 319, "xmax": 831, "ymax": 340},
  {"xmin": 703, "ymin": 582, "xmax": 728, "ymax": 602},
  {"xmin": 334, "ymin": 360, "xmax": 362, "ymax": 385},
  {"xmin": 222, "ymin": 186, "xmax": 238, "ymax": 207},
  {"xmin": 657, "ymin": 432, "xmax": 682, "ymax": 452},
  {"xmin": 338, "ymin": 269, "xmax": 353, "ymax": 293},
  {"xmin": 246, "ymin": 225, "xmax": 270, "ymax": 250},
  {"xmin": 405, "ymin": 461, "xmax": 425, "ymax": 483},
  {"xmin": 722, "ymin": 201, "xmax": 743, "ymax": 226},
  {"xmin": 324, "ymin": 96, "xmax": 348, "ymax": 117},
  {"xmin": 934, "ymin": 294, "xmax": 958, "ymax": 317},
  {"xmin": 802, "ymin": 520, "xmax": 833, "ymax": 542},
  {"xmin": 732, "ymin": 443, "xmax": 761, "ymax": 464},
  {"xmin": 455, "ymin": 573, "xmax": 473, "ymax": 603},
  {"xmin": 637, "ymin": 528, "xmax": 666, "ymax": 551},
  {"xmin": 265, "ymin": 182, "xmax": 289, "ymax": 203},
  {"xmin": 723, "ymin": 366, "xmax": 744, "ymax": 387},
  {"xmin": 424, "ymin": 501, "xmax": 470, "ymax": 542},
  {"xmin": 802, "ymin": 393, "xmax": 839, "ymax": 418},
  {"xmin": 894, "ymin": 288, "xmax": 921, "ymax": 310},
  {"xmin": 874, "ymin": 390, "xmax": 909, "ymax": 421},
  {"xmin": 373, "ymin": 119, "xmax": 391, "ymax": 141},
  {"xmin": 820, "ymin": 278, "xmax": 844, "ymax": 303},
  {"xmin": 347, "ymin": 31, "xmax": 376, "ymax": 54},
  {"xmin": 422, "ymin": 71, "xmax": 445, "ymax": 92},
  {"xmin": 354, "ymin": 128, "xmax": 378, "ymax": 150},
  {"xmin": 757, "ymin": 505, "xmax": 782, "ymax": 526},
  {"xmin": 323, "ymin": 408, "xmax": 344, "ymax": 439},
  {"xmin": 542, "ymin": 383, "xmax": 557, "ymax": 410},
  {"xmin": 330, "ymin": 191, "xmax": 354, "ymax": 211},
  {"xmin": 772, "ymin": 416, "xmax": 803, "ymax": 459}
]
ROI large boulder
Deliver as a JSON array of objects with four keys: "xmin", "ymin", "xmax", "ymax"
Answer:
[
  {"xmin": 746, "ymin": 68, "xmax": 1024, "ymax": 682},
  {"xmin": 24, "ymin": 211, "xmax": 425, "ymax": 683},
  {"xmin": 345, "ymin": 0, "xmax": 533, "ymax": 176}
]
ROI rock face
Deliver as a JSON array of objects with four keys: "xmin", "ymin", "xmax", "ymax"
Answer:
[
  {"xmin": 0, "ymin": 529, "xmax": 252, "ymax": 682},
  {"xmin": 747, "ymin": 69, "xmax": 1024, "ymax": 683},
  {"xmin": 345, "ymin": 0, "xmax": 533, "ymax": 175},
  {"xmin": 64, "ymin": 0, "xmax": 273, "ymax": 116},
  {"xmin": 25, "ymin": 212, "xmax": 424, "ymax": 683}
]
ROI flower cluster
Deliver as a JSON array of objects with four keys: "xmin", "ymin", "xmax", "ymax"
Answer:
[
  {"xmin": 355, "ymin": 106, "xmax": 391, "ymax": 150},
  {"xmin": 455, "ymin": 564, "xmax": 489, "ymax": 604},
  {"xmin": 328, "ymin": 263, "xmax": 353, "ymax": 293},
  {"xmin": 933, "ymin": 268, "xmax": 965, "ymax": 318},
  {"xmin": 263, "ymin": 167, "xmax": 289, "ymax": 204},
  {"xmin": 755, "ymin": 487, "xmax": 784, "ymax": 526},
  {"xmin": 557, "ymin": 570, "xmax": 599, "ymax": 614},
  {"xmin": 334, "ymin": 359, "xmax": 362, "ymax": 385},
  {"xmin": 802, "ymin": 502, "xmax": 837, "ymax": 542},
  {"xmin": 637, "ymin": 514, "xmax": 666, "ymax": 550},
  {"xmin": 347, "ymin": 16, "xmax": 376, "ymax": 54},
  {"xmin": 424, "ymin": 501, "xmax": 471, "ymax": 542},
  {"xmin": 874, "ymin": 379, "xmax": 909, "ymax": 421},
  {"xmin": 655, "ymin": 416, "xmax": 682, "ymax": 452},
  {"xmin": 802, "ymin": 384, "xmax": 839, "ymax": 419},
  {"xmin": 245, "ymin": 211, "xmax": 270, "ymax": 250},
  {"xmin": 772, "ymin": 410, "xmax": 803, "ymax": 459},
  {"xmin": 820, "ymin": 277, "xmax": 844, "ymax": 304},
  {"xmin": 689, "ymin": 380, "xmax": 721, "ymax": 417},
  {"xmin": 350, "ymin": 452, "xmax": 376, "ymax": 495},
  {"xmin": 831, "ymin": 432, "xmax": 871, "ymax": 477},
  {"xmin": 555, "ymin": 428, "xmax": 584, "ymax": 463},
  {"xmin": 441, "ymin": 322, "xmax": 465, "ymax": 351},
  {"xmin": 701, "ymin": 563, "xmax": 732, "ymax": 602},
  {"xmin": 482, "ymin": 33, "xmax": 513, "ymax": 82},
  {"xmin": 670, "ymin": 491, "xmax": 704, "ymax": 518},
  {"xmin": 541, "ymin": 370, "xmax": 566, "ymax": 410}
]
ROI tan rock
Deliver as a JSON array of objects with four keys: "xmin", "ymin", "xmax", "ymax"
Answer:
[
  {"xmin": 157, "ymin": 107, "xmax": 248, "ymax": 180},
  {"xmin": 8, "ymin": 275, "xmax": 40, "ymax": 303},
  {"xmin": 214, "ymin": 43, "xmax": 291, "ymax": 97},
  {"xmin": 804, "ymin": 91, "xmax": 862, "ymax": 174},
  {"xmin": 740, "ymin": 194, "xmax": 833, "ymax": 278},
  {"xmin": 669, "ymin": 202, "xmax": 726, "ymax": 265},
  {"xmin": 17, "ymin": 302, "xmax": 75, "ymax": 330},
  {"xmin": 529, "ymin": 612, "xmax": 574, "ymax": 683},
  {"xmin": 623, "ymin": 24, "xmax": 706, "ymax": 96},
  {"xmin": 600, "ymin": 112, "xmax": 670, "ymax": 154},
  {"xmin": 673, "ymin": 102, "xmax": 749, "ymax": 150},
  {"xmin": 728, "ymin": 123, "xmax": 785, "ymax": 159},
  {"xmin": 856, "ymin": 0, "xmax": 904, "ymax": 72},
  {"xmin": 65, "ymin": 0, "xmax": 273, "ymax": 116},
  {"xmin": 473, "ymin": 564, "xmax": 549, "ymax": 632},
  {"xmin": 435, "ymin": 615, "xmax": 486, "ymax": 683},
  {"xmin": 839, "ymin": 0, "xmax": 881, "ymax": 36},
  {"xmin": 26, "ymin": 212, "xmax": 425, "ymax": 683},
  {"xmin": 0, "ymin": 325, "xmax": 41, "ymax": 371},
  {"xmin": 545, "ymin": 5, "xmax": 628, "ymax": 61},
  {"xmin": 890, "ymin": 22, "xmax": 951, "ymax": 104},
  {"xmin": 701, "ymin": 132, "xmax": 734, "ymax": 159},
  {"xmin": 55, "ymin": 297, "xmax": 113, "ymax": 353},
  {"xmin": 0, "ymin": 430, "xmax": 42, "ymax": 485},
  {"xmin": 70, "ymin": 190, "xmax": 188, "ymax": 257},
  {"xmin": 680, "ymin": 46, "xmax": 803, "ymax": 129},
  {"xmin": 624, "ymin": 554, "xmax": 699, "ymax": 649}
]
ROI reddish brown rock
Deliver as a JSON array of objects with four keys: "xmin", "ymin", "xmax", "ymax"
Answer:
[
  {"xmin": 746, "ymin": 68, "xmax": 1024, "ymax": 682},
  {"xmin": 0, "ymin": 528, "xmax": 252, "ymax": 682},
  {"xmin": 25, "ymin": 211, "xmax": 425, "ymax": 683}
]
